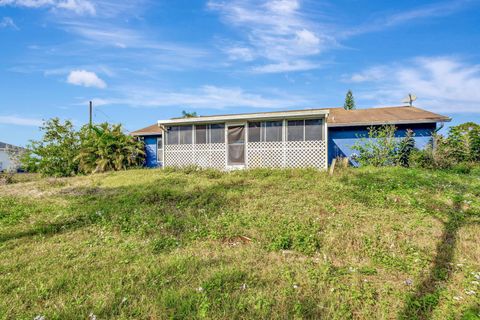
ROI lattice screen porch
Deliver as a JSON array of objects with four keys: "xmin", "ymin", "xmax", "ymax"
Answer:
[{"xmin": 164, "ymin": 140, "xmax": 327, "ymax": 170}]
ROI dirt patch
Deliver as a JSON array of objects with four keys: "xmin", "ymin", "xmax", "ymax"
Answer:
[{"xmin": 221, "ymin": 235, "xmax": 252, "ymax": 246}]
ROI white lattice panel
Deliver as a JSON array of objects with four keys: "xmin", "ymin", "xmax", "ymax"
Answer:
[
  {"xmin": 247, "ymin": 140, "xmax": 327, "ymax": 169},
  {"xmin": 285, "ymin": 140, "xmax": 327, "ymax": 168},
  {"xmin": 165, "ymin": 140, "xmax": 326, "ymax": 170},
  {"xmin": 164, "ymin": 143, "xmax": 226, "ymax": 169},
  {"xmin": 247, "ymin": 141, "xmax": 283, "ymax": 168}
]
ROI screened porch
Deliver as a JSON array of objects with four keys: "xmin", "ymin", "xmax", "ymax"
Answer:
[{"xmin": 159, "ymin": 112, "xmax": 328, "ymax": 170}]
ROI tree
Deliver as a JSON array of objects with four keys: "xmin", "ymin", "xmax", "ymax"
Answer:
[
  {"xmin": 21, "ymin": 118, "xmax": 146, "ymax": 176},
  {"xmin": 21, "ymin": 118, "xmax": 80, "ymax": 177},
  {"xmin": 447, "ymin": 122, "xmax": 480, "ymax": 162},
  {"xmin": 181, "ymin": 110, "xmax": 198, "ymax": 118},
  {"xmin": 343, "ymin": 90, "xmax": 355, "ymax": 110},
  {"xmin": 77, "ymin": 123, "xmax": 145, "ymax": 174}
]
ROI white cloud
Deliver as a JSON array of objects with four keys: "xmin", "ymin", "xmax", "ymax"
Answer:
[
  {"xmin": 348, "ymin": 57, "xmax": 480, "ymax": 113},
  {"xmin": 252, "ymin": 60, "xmax": 319, "ymax": 73},
  {"xmin": 67, "ymin": 70, "xmax": 106, "ymax": 88},
  {"xmin": 56, "ymin": 0, "xmax": 95, "ymax": 15},
  {"xmin": 265, "ymin": 0, "xmax": 299, "ymax": 14},
  {"xmin": 343, "ymin": 1, "xmax": 474, "ymax": 37},
  {"xmin": 91, "ymin": 85, "xmax": 308, "ymax": 109},
  {"xmin": 224, "ymin": 46, "xmax": 255, "ymax": 61},
  {"xmin": 0, "ymin": 17, "xmax": 18, "ymax": 29},
  {"xmin": 348, "ymin": 66, "xmax": 389, "ymax": 83},
  {"xmin": 0, "ymin": 0, "xmax": 96, "ymax": 15},
  {"xmin": 0, "ymin": 115, "xmax": 42, "ymax": 126},
  {"xmin": 208, "ymin": 0, "xmax": 333, "ymax": 73}
]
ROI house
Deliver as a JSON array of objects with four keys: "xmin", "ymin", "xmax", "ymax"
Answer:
[
  {"xmin": 0, "ymin": 142, "xmax": 24, "ymax": 172},
  {"xmin": 131, "ymin": 106, "xmax": 450, "ymax": 170}
]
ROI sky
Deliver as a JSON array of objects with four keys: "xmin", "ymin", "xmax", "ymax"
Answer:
[{"xmin": 1, "ymin": 0, "xmax": 479, "ymax": 147}]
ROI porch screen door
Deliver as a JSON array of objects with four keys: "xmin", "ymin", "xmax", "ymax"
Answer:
[{"xmin": 227, "ymin": 125, "xmax": 245, "ymax": 165}]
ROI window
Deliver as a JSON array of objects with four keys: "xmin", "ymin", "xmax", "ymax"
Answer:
[
  {"xmin": 264, "ymin": 121, "xmax": 283, "ymax": 142},
  {"xmin": 305, "ymin": 119, "xmax": 323, "ymax": 140},
  {"xmin": 166, "ymin": 126, "xmax": 179, "ymax": 145},
  {"xmin": 248, "ymin": 122, "xmax": 261, "ymax": 142},
  {"xmin": 248, "ymin": 121, "xmax": 283, "ymax": 142},
  {"xmin": 195, "ymin": 125, "xmax": 208, "ymax": 144},
  {"xmin": 179, "ymin": 125, "xmax": 192, "ymax": 144},
  {"xmin": 210, "ymin": 123, "xmax": 225, "ymax": 143},
  {"xmin": 157, "ymin": 136, "xmax": 163, "ymax": 162},
  {"xmin": 166, "ymin": 125, "xmax": 192, "ymax": 145},
  {"xmin": 287, "ymin": 119, "xmax": 323, "ymax": 141},
  {"xmin": 287, "ymin": 120, "xmax": 303, "ymax": 141}
]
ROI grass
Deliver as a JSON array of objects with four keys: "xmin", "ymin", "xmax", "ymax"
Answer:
[{"xmin": 0, "ymin": 166, "xmax": 479, "ymax": 319}]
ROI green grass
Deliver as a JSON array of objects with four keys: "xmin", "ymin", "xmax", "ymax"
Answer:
[{"xmin": 0, "ymin": 166, "xmax": 479, "ymax": 319}]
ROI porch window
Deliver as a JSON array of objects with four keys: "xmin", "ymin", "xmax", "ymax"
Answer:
[
  {"xmin": 209, "ymin": 123, "xmax": 225, "ymax": 143},
  {"xmin": 264, "ymin": 121, "xmax": 283, "ymax": 142},
  {"xmin": 248, "ymin": 122, "xmax": 261, "ymax": 142},
  {"xmin": 195, "ymin": 125, "xmax": 208, "ymax": 144},
  {"xmin": 287, "ymin": 120, "xmax": 303, "ymax": 141},
  {"xmin": 287, "ymin": 119, "xmax": 324, "ymax": 141},
  {"xmin": 248, "ymin": 121, "xmax": 282, "ymax": 142},
  {"xmin": 166, "ymin": 126, "xmax": 179, "ymax": 145},
  {"xmin": 166, "ymin": 125, "xmax": 192, "ymax": 145},
  {"xmin": 305, "ymin": 119, "xmax": 323, "ymax": 140}
]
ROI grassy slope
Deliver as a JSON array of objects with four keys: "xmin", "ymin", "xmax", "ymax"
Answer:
[{"xmin": 0, "ymin": 167, "xmax": 479, "ymax": 320}]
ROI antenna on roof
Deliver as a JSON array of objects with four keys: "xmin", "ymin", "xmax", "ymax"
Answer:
[{"xmin": 402, "ymin": 93, "xmax": 417, "ymax": 107}]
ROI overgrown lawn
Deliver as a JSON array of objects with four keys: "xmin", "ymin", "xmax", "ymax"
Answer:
[{"xmin": 0, "ymin": 167, "xmax": 479, "ymax": 319}]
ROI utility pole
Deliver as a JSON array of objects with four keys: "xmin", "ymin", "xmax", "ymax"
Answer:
[{"xmin": 89, "ymin": 101, "xmax": 93, "ymax": 128}]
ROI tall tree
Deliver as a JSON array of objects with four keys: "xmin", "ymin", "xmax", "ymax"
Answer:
[{"xmin": 343, "ymin": 90, "xmax": 355, "ymax": 110}]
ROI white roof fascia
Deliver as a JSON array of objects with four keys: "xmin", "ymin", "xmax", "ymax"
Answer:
[
  {"xmin": 158, "ymin": 110, "xmax": 329, "ymax": 126},
  {"xmin": 328, "ymin": 118, "xmax": 451, "ymax": 127}
]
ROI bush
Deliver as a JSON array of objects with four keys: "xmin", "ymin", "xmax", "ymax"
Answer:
[
  {"xmin": 410, "ymin": 123, "xmax": 480, "ymax": 170},
  {"xmin": 397, "ymin": 129, "xmax": 415, "ymax": 167},
  {"xmin": 352, "ymin": 125, "xmax": 399, "ymax": 167},
  {"xmin": 77, "ymin": 123, "xmax": 145, "ymax": 174},
  {"xmin": 21, "ymin": 118, "xmax": 81, "ymax": 177},
  {"xmin": 354, "ymin": 122, "xmax": 480, "ymax": 170},
  {"xmin": 21, "ymin": 118, "xmax": 145, "ymax": 177}
]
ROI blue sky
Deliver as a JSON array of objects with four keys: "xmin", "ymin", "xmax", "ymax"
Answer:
[{"xmin": 1, "ymin": 0, "xmax": 479, "ymax": 146}]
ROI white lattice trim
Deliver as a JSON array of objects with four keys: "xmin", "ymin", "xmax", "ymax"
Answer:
[
  {"xmin": 164, "ymin": 140, "xmax": 327, "ymax": 170},
  {"xmin": 164, "ymin": 143, "xmax": 226, "ymax": 169},
  {"xmin": 247, "ymin": 140, "xmax": 326, "ymax": 169}
]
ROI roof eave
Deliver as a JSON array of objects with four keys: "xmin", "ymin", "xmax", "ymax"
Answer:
[
  {"xmin": 131, "ymin": 132, "xmax": 162, "ymax": 136},
  {"xmin": 158, "ymin": 110, "xmax": 330, "ymax": 126},
  {"xmin": 328, "ymin": 118, "xmax": 451, "ymax": 127}
]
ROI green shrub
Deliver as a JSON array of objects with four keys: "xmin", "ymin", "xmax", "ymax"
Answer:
[
  {"xmin": 352, "ymin": 125, "xmax": 399, "ymax": 167},
  {"xmin": 397, "ymin": 129, "xmax": 415, "ymax": 167},
  {"xmin": 21, "ymin": 118, "xmax": 80, "ymax": 177},
  {"xmin": 410, "ymin": 124, "xmax": 480, "ymax": 170},
  {"xmin": 21, "ymin": 118, "xmax": 145, "ymax": 177},
  {"xmin": 77, "ymin": 123, "xmax": 145, "ymax": 174}
]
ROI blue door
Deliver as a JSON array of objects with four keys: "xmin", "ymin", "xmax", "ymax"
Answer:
[{"xmin": 144, "ymin": 136, "xmax": 160, "ymax": 167}]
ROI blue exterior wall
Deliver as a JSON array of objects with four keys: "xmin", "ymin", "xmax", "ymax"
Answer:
[
  {"xmin": 327, "ymin": 123, "xmax": 437, "ymax": 165},
  {"xmin": 143, "ymin": 136, "xmax": 161, "ymax": 168},
  {"xmin": 141, "ymin": 123, "xmax": 437, "ymax": 168}
]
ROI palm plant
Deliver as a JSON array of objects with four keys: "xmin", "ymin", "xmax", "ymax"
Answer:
[{"xmin": 77, "ymin": 123, "xmax": 145, "ymax": 174}]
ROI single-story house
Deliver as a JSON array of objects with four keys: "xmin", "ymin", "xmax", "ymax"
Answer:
[
  {"xmin": 132, "ymin": 106, "xmax": 450, "ymax": 170},
  {"xmin": 0, "ymin": 142, "xmax": 24, "ymax": 172}
]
